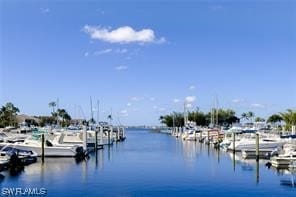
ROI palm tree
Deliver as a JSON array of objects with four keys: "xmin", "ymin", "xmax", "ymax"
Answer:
[
  {"xmin": 57, "ymin": 109, "xmax": 71, "ymax": 127},
  {"xmin": 241, "ymin": 113, "xmax": 248, "ymax": 122},
  {"xmin": 267, "ymin": 114, "xmax": 283, "ymax": 128},
  {"xmin": 48, "ymin": 102, "xmax": 57, "ymax": 113},
  {"xmin": 0, "ymin": 102, "xmax": 20, "ymax": 127},
  {"xmin": 280, "ymin": 109, "xmax": 296, "ymax": 130},
  {"xmin": 247, "ymin": 111, "xmax": 255, "ymax": 123}
]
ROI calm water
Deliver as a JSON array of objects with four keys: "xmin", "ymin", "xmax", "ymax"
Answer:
[{"xmin": 1, "ymin": 128, "xmax": 296, "ymax": 196}]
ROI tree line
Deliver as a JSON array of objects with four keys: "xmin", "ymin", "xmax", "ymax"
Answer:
[
  {"xmin": 0, "ymin": 102, "xmax": 72, "ymax": 128},
  {"xmin": 159, "ymin": 108, "xmax": 296, "ymax": 130}
]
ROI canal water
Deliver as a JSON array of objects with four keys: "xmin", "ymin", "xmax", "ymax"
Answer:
[{"xmin": 1, "ymin": 128, "xmax": 296, "ymax": 196}]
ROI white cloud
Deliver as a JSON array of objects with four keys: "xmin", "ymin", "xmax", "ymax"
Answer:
[
  {"xmin": 132, "ymin": 108, "xmax": 139, "ymax": 112},
  {"xmin": 119, "ymin": 109, "xmax": 128, "ymax": 117},
  {"xmin": 185, "ymin": 96, "xmax": 196, "ymax": 103},
  {"xmin": 251, "ymin": 103, "xmax": 265, "ymax": 108},
  {"xmin": 40, "ymin": 8, "xmax": 50, "ymax": 14},
  {"xmin": 158, "ymin": 107, "xmax": 166, "ymax": 112},
  {"xmin": 130, "ymin": 97, "xmax": 143, "ymax": 101},
  {"xmin": 94, "ymin": 48, "xmax": 112, "ymax": 55},
  {"xmin": 84, "ymin": 52, "xmax": 89, "ymax": 57},
  {"xmin": 115, "ymin": 66, "xmax": 128, "ymax": 71},
  {"xmin": 186, "ymin": 103, "xmax": 193, "ymax": 109},
  {"xmin": 127, "ymin": 102, "xmax": 132, "ymax": 107},
  {"xmin": 83, "ymin": 25, "xmax": 165, "ymax": 44},
  {"xmin": 189, "ymin": 85, "xmax": 196, "ymax": 90},
  {"xmin": 232, "ymin": 99, "xmax": 243, "ymax": 103},
  {"xmin": 149, "ymin": 97, "xmax": 155, "ymax": 101},
  {"xmin": 116, "ymin": 48, "xmax": 128, "ymax": 54},
  {"xmin": 173, "ymin": 98, "xmax": 180, "ymax": 103},
  {"xmin": 153, "ymin": 105, "xmax": 158, "ymax": 110}
]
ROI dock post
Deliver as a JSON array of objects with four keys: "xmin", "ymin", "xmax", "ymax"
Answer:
[
  {"xmin": 117, "ymin": 127, "xmax": 120, "ymax": 141},
  {"xmin": 122, "ymin": 126, "xmax": 125, "ymax": 138},
  {"xmin": 108, "ymin": 126, "xmax": 111, "ymax": 145},
  {"xmin": 41, "ymin": 133, "xmax": 45, "ymax": 163},
  {"xmin": 83, "ymin": 125, "xmax": 87, "ymax": 152},
  {"xmin": 256, "ymin": 133, "xmax": 259, "ymax": 161},
  {"xmin": 95, "ymin": 129, "xmax": 98, "ymax": 150},
  {"xmin": 207, "ymin": 130, "xmax": 210, "ymax": 145},
  {"xmin": 232, "ymin": 132, "xmax": 235, "ymax": 152},
  {"xmin": 100, "ymin": 126, "xmax": 103, "ymax": 145},
  {"xmin": 110, "ymin": 126, "xmax": 113, "ymax": 145},
  {"xmin": 194, "ymin": 131, "xmax": 197, "ymax": 141}
]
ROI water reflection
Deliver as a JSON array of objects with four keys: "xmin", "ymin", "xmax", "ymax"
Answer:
[
  {"xmin": 0, "ymin": 173, "xmax": 5, "ymax": 183},
  {"xmin": 1, "ymin": 129, "xmax": 296, "ymax": 196}
]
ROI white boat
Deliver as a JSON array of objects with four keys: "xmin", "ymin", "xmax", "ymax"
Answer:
[
  {"xmin": 228, "ymin": 133, "xmax": 285, "ymax": 152},
  {"xmin": 7, "ymin": 139, "xmax": 83, "ymax": 157},
  {"xmin": 271, "ymin": 143, "xmax": 296, "ymax": 168},
  {"xmin": 48, "ymin": 130, "xmax": 111, "ymax": 147},
  {"xmin": 0, "ymin": 143, "xmax": 38, "ymax": 164}
]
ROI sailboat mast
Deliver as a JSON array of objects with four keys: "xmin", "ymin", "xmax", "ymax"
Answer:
[{"xmin": 90, "ymin": 96, "xmax": 94, "ymax": 123}]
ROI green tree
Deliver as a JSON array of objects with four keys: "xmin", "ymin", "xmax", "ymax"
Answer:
[
  {"xmin": 255, "ymin": 117, "xmax": 265, "ymax": 122},
  {"xmin": 0, "ymin": 102, "xmax": 20, "ymax": 127},
  {"xmin": 241, "ymin": 113, "xmax": 248, "ymax": 122},
  {"xmin": 48, "ymin": 101, "xmax": 57, "ymax": 113},
  {"xmin": 57, "ymin": 108, "xmax": 71, "ymax": 127},
  {"xmin": 267, "ymin": 114, "xmax": 283, "ymax": 124},
  {"xmin": 280, "ymin": 109, "xmax": 296, "ymax": 130},
  {"xmin": 247, "ymin": 111, "xmax": 255, "ymax": 122}
]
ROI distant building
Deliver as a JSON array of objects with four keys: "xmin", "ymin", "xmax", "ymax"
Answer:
[{"xmin": 16, "ymin": 114, "xmax": 40, "ymax": 125}]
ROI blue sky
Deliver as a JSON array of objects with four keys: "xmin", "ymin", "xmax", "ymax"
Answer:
[{"xmin": 1, "ymin": 0, "xmax": 296, "ymax": 125}]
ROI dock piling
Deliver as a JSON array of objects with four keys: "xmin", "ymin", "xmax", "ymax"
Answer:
[
  {"xmin": 256, "ymin": 133, "xmax": 259, "ymax": 161},
  {"xmin": 100, "ymin": 126, "xmax": 103, "ymax": 145},
  {"xmin": 41, "ymin": 133, "xmax": 45, "ymax": 163},
  {"xmin": 232, "ymin": 132, "xmax": 235, "ymax": 152},
  {"xmin": 95, "ymin": 130, "xmax": 98, "ymax": 150},
  {"xmin": 83, "ymin": 125, "xmax": 87, "ymax": 152}
]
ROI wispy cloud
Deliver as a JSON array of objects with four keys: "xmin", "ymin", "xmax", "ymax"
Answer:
[
  {"xmin": 115, "ymin": 48, "xmax": 128, "ymax": 54},
  {"xmin": 185, "ymin": 96, "xmax": 196, "ymax": 103},
  {"xmin": 119, "ymin": 109, "xmax": 128, "ymax": 117},
  {"xmin": 189, "ymin": 85, "xmax": 196, "ymax": 90},
  {"xmin": 158, "ymin": 107, "xmax": 166, "ymax": 112},
  {"xmin": 173, "ymin": 98, "xmax": 180, "ymax": 103},
  {"xmin": 115, "ymin": 66, "xmax": 128, "ymax": 71},
  {"xmin": 186, "ymin": 103, "xmax": 193, "ymax": 109},
  {"xmin": 40, "ymin": 8, "xmax": 50, "ymax": 14},
  {"xmin": 84, "ymin": 52, "xmax": 89, "ymax": 57},
  {"xmin": 94, "ymin": 48, "xmax": 112, "ymax": 55},
  {"xmin": 127, "ymin": 102, "xmax": 132, "ymax": 107},
  {"xmin": 251, "ymin": 103, "xmax": 265, "ymax": 108},
  {"xmin": 149, "ymin": 97, "xmax": 155, "ymax": 101},
  {"xmin": 232, "ymin": 99, "xmax": 244, "ymax": 104},
  {"xmin": 83, "ymin": 25, "xmax": 165, "ymax": 44},
  {"xmin": 130, "ymin": 97, "xmax": 143, "ymax": 102}
]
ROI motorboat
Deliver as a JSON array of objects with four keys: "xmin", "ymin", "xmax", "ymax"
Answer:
[
  {"xmin": 228, "ymin": 133, "xmax": 285, "ymax": 152},
  {"xmin": 0, "ymin": 143, "xmax": 38, "ymax": 165},
  {"xmin": 271, "ymin": 143, "xmax": 296, "ymax": 168},
  {"xmin": 7, "ymin": 138, "xmax": 83, "ymax": 157}
]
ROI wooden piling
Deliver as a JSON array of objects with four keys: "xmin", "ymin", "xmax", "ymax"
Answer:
[
  {"xmin": 100, "ymin": 126, "xmax": 103, "ymax": 145},
  {"xmin": 41, "ymin": 133, "xmax": 45, "ymax": 163},
  {"xmin": 256, "ymin": 133, "xmax": 259, "ymax": 161},
  {"xmin": 95, "ymin": 130, "xmax": 98, "ymax": 150},
  {"xmin": 117, "ymin": 127, "xmax": 120, "ymax": 141},
  {"xmin": 83, "ymin": 126, "xmax": 87, "ymax": 152},
  {"xmin": 110, "ymin": 126, "xmax": 113, "ymax": 144},
  {"xmin": 108, "ymin": 127, "xmax": 111, "ymax": 145},
  {"xmin": 232, "ymin": 132, "xmax": 235, "ymax": 152},
  {"xmin": 207, "ymin": 130, "xmax": 210, "ymax": 145}
]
